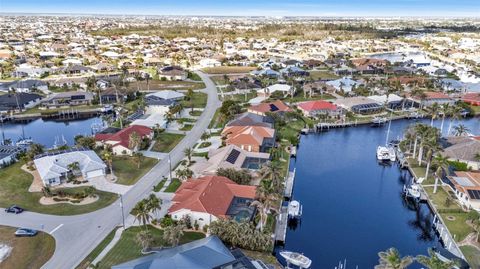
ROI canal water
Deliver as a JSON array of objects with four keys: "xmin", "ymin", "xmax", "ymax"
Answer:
[
  {"xmin": 0, "ymin": 117, "xmax": 104, "ymax": 148},
  {"xmin": 280, "ymin": 117, "xmax": 480, "ymax": 269}
]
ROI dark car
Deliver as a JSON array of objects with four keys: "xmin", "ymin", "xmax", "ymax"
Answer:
[
  {"xmin": 5, "ymin": 205, "xmax": 24, "ymax": 214},
  {"xmin": 15, "ymin": 228, "xmax": 38, "ymax": 237}
]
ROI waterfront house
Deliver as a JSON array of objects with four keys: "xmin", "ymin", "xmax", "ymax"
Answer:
[
  {"xmin": 326, "ymin": 77, "xmax": 358, "ymax": 93},
  {"xmin": 100, "ymin": 88, "xmax": 125, "ymax": 104},
  {"xmin": 247, "ymin": 100, "xmax": 292, "ymax": 116},
  {"xmin": 111, "ymin": 236, "xmax": 258, "ymax": 269},
  {"xmin": 42, "ymin": 91, "xmax": 94, "ymax": 108},
  {"xmin": 368, "ymin": 94, "xmax": 405, "ymax": 110},
  {"xmin": 297, "ymin": 100, "xmax": 342, "ymax": 118},
  {"xmin": 190, "ymin": 144, "xmax": 270, "ymax": 177},
  {"xmin": 447, "ymin": 171, "xmax": 480, "ymax": 211},
  {"xmin": 222, "ymin": 125, "xmax": 275, "ymax": 153},
  {"xmin": 334, "ymin": 97, "xmax": 383, "ymax": 114},
  {"xmin": 168, "ymin": 175, "xmax": 257, "ymax": 228},
  {"xmin": 94, "ymin": 125, "xmax": 153, "ymax": 155},
  {"xmin": 409, "ymin": 91, "xmax": 456, "ymax": 108},
  {"xmin": 0, "ymin": 93, "xmax": 42, "ymax": 113},
  {"xmin": 461, "ymin": 93, "xmax": 480, "ymax": 106},
  {"xmin": 34, "ymin": 149, "xmax": 107, "ymax": 186},
  {"xmin": 0, "ymin": 145, "xmax": 23, "ymax": 167},
  {"xmin": 146, "ymin": 90, "xmax": 185, "ymax": 101},
  {"xmin": 442, "ymin": 136, "xmax": 480, "ymax": 170}
]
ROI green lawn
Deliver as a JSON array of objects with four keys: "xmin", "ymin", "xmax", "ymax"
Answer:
[
  {"xmin": 468, "ymin": 104, "xmax": 480, "ymax": 115},
  {"xmin": 424, "ymin": 186, "xmax": 461, "ymax": 211},
  {"xmin": 0, "ymin": 225, "xmax": 55, "ymax": 269},
  {"xmin": 202, "ymin": 66, "xmax": 256, "ymax": 74},
  {"xmin": 208, "ymin": 108, "xmax": 226, "ymax": 129},
  {"xmin": 0, "ymin": 162, "xmax": 118, "ymax": 215},
  {"xmin": 308, "ymin": 70, "xmax": 339, "ymax": 80},
  {"xmin": 180, "ymin": 124, "xmax": 193, "ymax": 131},
  {"xmin": 441, "ymin": 212, "xmax": 474, "ymax": 241},
  {"xmin": 286, "ymin": 92, "xmax": 336, "ymax": 103},
  {"xmin": 96, "ymin": 226, "xmax": 205, "ymax": 269},
  {"xmin": 189, "ymin": 110, "xmax": 202, "ymax": 116},
  {"xmin": 222, "ymin": 92, "xmax": 257, "ymax": 103},
  {"xmin": 460, "ymin": 245, "xmax": 480, "ymax": 269},
  {"xmin": 76, "ymin": 227, "xmax": 119, "ymax": 269},
  {"xmin": 152, "ymin": 133, "xmax": 185, "ymax": 153},
  {"xmin": 181, "ymin": 92, "xmax": 207, "ymax": 108},
  {"xmin": 164, "ymin": 178, "xmax": 182, "ymax": 193},
  {"xmin": 112, "ymin": 156, "xmax": 158, "ymax": 185},
  {"xmin": 20, "ymin": 104, "xmax": 102, "ymax": 115},
  {"xmin": 153, "ymin": 179, "xmax": 167, "ymax": 192},
  {"xmin": 127, "ymin": 80, "xmax": 205, "ymax": 91}
]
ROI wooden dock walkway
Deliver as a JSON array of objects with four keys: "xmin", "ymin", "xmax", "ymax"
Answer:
[
  {"xmin": 284, "ymin": 169, "xmax": 296, "ymax": 200},
  {"xmin": 274, "ymin": 205, "xmax": 288, "ymax": 243}
]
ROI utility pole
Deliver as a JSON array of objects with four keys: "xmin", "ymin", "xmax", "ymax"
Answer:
[{"xmin": 168, "ymin": 154, "xmax": 172, "ymax": 180}]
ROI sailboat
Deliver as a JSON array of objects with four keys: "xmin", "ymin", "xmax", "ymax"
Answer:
[
  {"xmin": 16, "ymin": 125, "xmax": 33, "ymax": 147},
  {"xmin": 376, "ymin": 113, "xmax": 396, "ymax": 162}
]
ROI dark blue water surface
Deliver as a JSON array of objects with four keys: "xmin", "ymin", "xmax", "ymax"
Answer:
[
  {"xmin": 0, "ymin": 117, "xmax": 104, "ymax": 148},
  {"xmin": 280, "ymin": 117, "xmax": 480, "ymax": 269}
]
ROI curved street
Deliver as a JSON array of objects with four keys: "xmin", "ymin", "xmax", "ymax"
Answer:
[{"xmin": 0, "ymin": 71, "xmax": 221, "ymax": 269}]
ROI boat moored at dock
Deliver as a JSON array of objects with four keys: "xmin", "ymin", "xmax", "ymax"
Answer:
[
  {"xmin": 287, "ymin": 200, "xmax": 302, "ymax": 220},
  {"xmin": 280, "ymin": 251, "xmax": 312, "ymax": 269}
]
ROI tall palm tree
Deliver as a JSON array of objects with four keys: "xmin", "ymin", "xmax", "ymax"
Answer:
[
  {"xmin": 416, "ymin": 249, "xmax": 458, "ymax": 269},
  {"xmin": 447, "ymin": 105, "xmax": 462, "ymax": 136},
  {"xmin": 128, "ymin": 131, "xmax": 141, "ymax": 152},
  {"xmin": 102, "ymin": 150, "xmax": 114, "ymax": 176},
  {"xmin": 133, "ymin": 152, "xmax": 144, "ymax": 169},
  {"xmin": 135, "ymin": 230, "xmax": 153, "ymax": 252},
  {"xmin": 452, "ymin": 124, "xmax": 470, "ymax": 137},
  {"xmin": 429, "ymin": 103, "xmax": 440, "ymax": 126},
  {"xmin": 433, "ymin": 154, "xmax": 450, "ymax": 194},
  {"xmin": 163, "ymin": 223, "xmax": 185, "ymax": 246},
  {"xmin": 423, "ymin": 138, "xmax": 440, "ymax": 182},
  {"xmin": 439, "ymin": 103, "xmax": 450, "ymax": 135},
  {"xmin": 375, "ymin": 247, "xmax": 413, "ymax": 269},
  {"xmin": 131, "ymin": 200, "xmax": 152, "ymax": 229},
  {"xmin": 146, "ymin": 193, "xmax": 162, "ymax": 215}
]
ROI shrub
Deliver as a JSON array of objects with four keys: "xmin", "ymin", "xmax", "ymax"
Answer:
[
  {"xmin": 216, "ymin": 168, "xmax": 252, "ymax": 185},
  {"xmin": 161, "ymin": 215, "xmax": 174, "ymax": 227},
  {"xmin": 194, "ymin": 220, "xmax": 199, "ymax": 231},
  {"xmin": 202, "ymin": 224, "xmax": 209, "ymax": 233},
  {"xmin": 448, "ymin": 160, "xmax": 469, "ymax": 171}
]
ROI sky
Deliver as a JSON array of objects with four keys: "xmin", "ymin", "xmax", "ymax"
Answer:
[{"xmin": 2, "ymin": 0, "xmax": 480, "ymax": 17}]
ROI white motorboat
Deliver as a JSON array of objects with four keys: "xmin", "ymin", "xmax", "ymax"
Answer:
[
  {"xmin": 280, "ymin": 251, "xmax": 312, "ymax": 269},
  {"xmin": 16, "ymin": 138, "xmax": 33, "ymax": 147},
  {"xmin": 371, "ymin": 116, "xmax": 387, "ymax": 125},
  {"xmin": 288, "ymin": 200, "xmax": 302, "ymax": 219},
  {"xmin": 404, "ymin": 184, "xmax": 421, "ymax": 199},
  {"xmin": 388, "ymin": 147, "xmax": 396, "ymax": 162}
]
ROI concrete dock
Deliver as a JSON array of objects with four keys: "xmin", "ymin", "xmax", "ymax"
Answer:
[
  {"xmin": 284, "ymin": 169, "xmax": 296, "ymax": 200},
  {"xmin": 274, "ymin": 205, "xmax": 288, "ymax": 243}
]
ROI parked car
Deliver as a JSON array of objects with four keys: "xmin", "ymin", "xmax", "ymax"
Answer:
[
  {"xmin": 5, "ymin": 205, "xmax": 24, "ymax": 214},
  {"xmin": 15, "ymin": 228, "xmax": 38, "ymax": 237}
]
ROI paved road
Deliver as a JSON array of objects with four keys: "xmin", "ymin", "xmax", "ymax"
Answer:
[{"xmin": 0, "ymin": 71, "xmax": 220, "ymax": 269}]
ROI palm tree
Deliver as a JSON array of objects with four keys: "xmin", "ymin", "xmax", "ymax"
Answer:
[
  {"xmin": 183, "ymin": 147, "xmax": 193, "ymax": 165},
  {"xmin": 176, "ymin": 167, "xmax": 193, "ymax": 181},
  {"xmin": 259, "ymin": 161, "xmax": 283, "ymax": 193},
  {"xmin": 433, "ymin": 154, "xmax": 450, "ymax": 194},
  {"xmin": 163, "ymin": 222, "xmax": 185, "ymax": 247},
  {"xmin": 164, "ymin": 112, "xmax": 175, "ymax": 128},
  {"xmin": 447, "ymin": 105, "xmax": 462, "ymax": 136},
  {"xmin": 200, "ymin": 131, "xmax": 210, "ymax": 142},
  {"xmin": 416, "ymin": 249, "xmax": 459, "ymax": 269},
  {"xmin": 439, "ymin": 103, "xmax": 450, "ymax": 135},
  {"xmin": 423, "ymin": 138, "xmax": 440, "ymax": 182},
  {"xmin": 429, "ymin": 103, "xmax": 440, "ymax": 126},
  {"xmin": 452, "ymin": 124, "xmax": 470, "ymax": 137},
  {"xmin": 375, "ymin": 247, "xmax": 413, "ymax": 269},
  {"xmin": 133, "ymin": 152, "xmax": 144, "ymax": 169},
  {"xmin": 131, "ymin": 200, "xmax": 152, "ymax": 229},
  {"xmin": 146, "ymin": 193, "xmax": 162, "ymax": 215},
  {"xmin": 128, "ymin": 131, "xmax": 141, "ymax": 152},
  {"xmin": 102, "ymin": 150, "xmax": 114, "ymax": 176},
  {"xmin": 135, "ymin": 230, "xmax": 153, "ymax": 252}
]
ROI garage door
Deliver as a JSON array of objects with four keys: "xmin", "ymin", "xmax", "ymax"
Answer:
[{"xmin": 86, "ymin": 169, "xmax": 104, "ymax": 179}]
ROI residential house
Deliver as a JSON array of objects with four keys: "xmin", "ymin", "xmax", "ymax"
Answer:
[
  {"xmin": 158, "ymin": 66, "xmax": 187, "ymax": 81},
  {"xmin": 368, "ymin": 94, "xmax": 405, "ymax": 110},
  {"xmin": 111, "ymin": 236, "xmax": 259, "ymax": 269},
  {"xmin": 257, "ymin": 84, "xmax": 292, "ymax": 98},
  {"xmin": 100, "ymin": 88, "xmax": 125, "ymax": 104},
  {"xmin": 42, "ymin": 91, "xmax": 94, "ymax": 108},
  {"xmin": 190, "ymin": 144, "xmax": 270, "ymax": 177},
  {"xmin": 222, "ymin": 125, "xmax": 275, "ymax": 153},
  {"xmin": 95, "ymin": 125, "xmax": 153, "ymax": 155},
  {"xmin": 442, "ymin": 136, "xmax": 480, "ymax": 170},
  {"xmin": 168, "ymin": 175, "xmax": 257, "ymax": 228},
  {"xmin": 226, "ymin": 112, "xmax": 273, "ymax": 129},
  {"xmin": 297, "ymin": 100, "xmax": 342, "ymax": 118},
  {"xmin": 461, "ymin": 93, "xmax": 480, "ymax": 106},
  {"xmin": 409, "ymin": 91, "xmax": 455, "ymax": 107},
  {"xmin": 334, "ymin": 97, "xmax": 383, "ymax": 114},
  {"xmin": 0, "ymin": 145, "xmax": 23, "ymax": 167},
  {"xmin": 247, "ymin": 100, "xmax": 291, "ymax": 116},
  {"xmin": 33, "ymin": 149, "xmax": 107, "ymax": 186},
  {"xmin": 0, "ymin": 93, "xmax": 42, "ymax": 113},
  {"xmin": 448, "ymin": 171, "xmax": 480, "ymax": 211},
  {"xmin": 326, "ymin": 77, "xmax": 359, "ymax": 93},
  {"xmin": 0, "ymin": 79, "xmax": 48, "ymax": 93}
]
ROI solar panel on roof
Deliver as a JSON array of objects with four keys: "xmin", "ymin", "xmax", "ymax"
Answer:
[
  {"xmin": 226, "ymin": 149, "xmax": 241, "ymax": 164},
  {"xmin": 467, "ymin": 190, "xmax": 480, "ymax": 200}
]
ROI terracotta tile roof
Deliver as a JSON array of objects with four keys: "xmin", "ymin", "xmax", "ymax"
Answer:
[
  {"xmin": 462, "ymin": 93, "xmax": 480, "ymax": 102},
  {"xmin": 222, "ymin": 126, "xmax": 275, "ymax": 146},
  {"xmin": 248, "ymin": 100, "xmax": 292, "ymax": 114},
  {"xmin": 95, "ymin": 125, "xmax": 152, "ymax": 148},
  {"xmin": 168, "ymin": 175, "xmax": 256, "ymax": 217},
  {"xmin": 298, "ymin": 100, "xmax": 338, "ymax": 111},
  {"xmin": 423, "ymin": 91, "xmax": 451, "ymax": 99}
]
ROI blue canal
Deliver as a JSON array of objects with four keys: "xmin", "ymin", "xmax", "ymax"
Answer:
[
  {"xmin": 280, "ymin": 117, "xmax": 480, "ymax": 268},
  {"xmin": 0, "ymin": 117, "xmax": 104, "ymax": 148}
]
